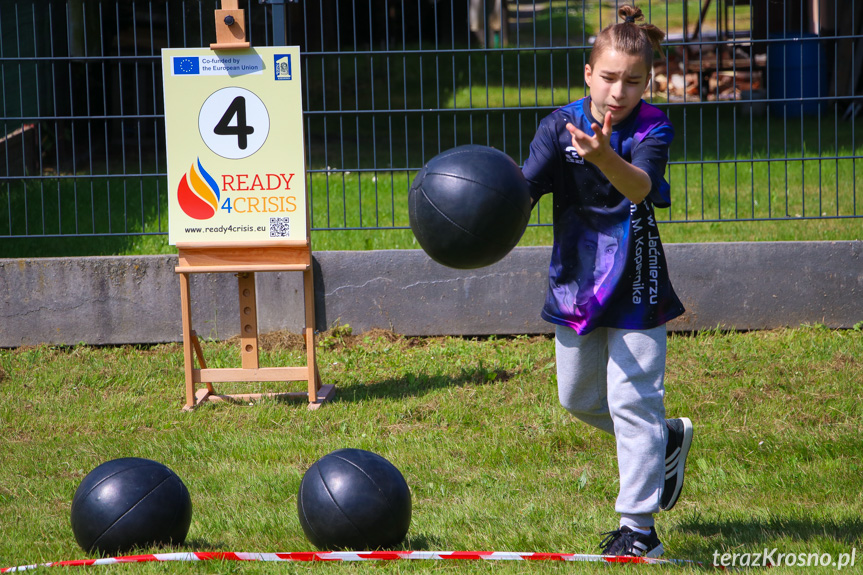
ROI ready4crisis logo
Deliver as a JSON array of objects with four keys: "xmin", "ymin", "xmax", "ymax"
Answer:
[
  {"xmin": 177, "ymin": 159, "xmax": 220, "ymax": 219},
  {"xmin": 177, "ymin": 158, "xmax": 299, "ymax": 220}
]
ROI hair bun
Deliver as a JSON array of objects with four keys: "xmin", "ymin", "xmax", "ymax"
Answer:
[{"xmin": 618, "ymin": 4, "xmax": 644, "ymax": 24}]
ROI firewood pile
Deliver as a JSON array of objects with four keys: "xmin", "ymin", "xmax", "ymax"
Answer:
[{"xmin": 649, "ymin": 45, "xmax": 764, "ymax": 102}]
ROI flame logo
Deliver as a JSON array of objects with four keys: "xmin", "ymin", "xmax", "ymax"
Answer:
[{"xmin": 177, "ymin": 159, "xmax": 220, "ymax": 220}]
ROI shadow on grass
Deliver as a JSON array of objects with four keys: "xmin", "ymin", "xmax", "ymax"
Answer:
[
  {"xmin": 183, "ymin": 534, "xmax": 449, "ymax": 553},
  {"xmin": 186, "ymin": 366, "xmax": 524, "ymax": 411},
  {"xmin": 399, "ymin": 533, "xmax": 448, "ymax": 551},
  {"xmin": 182, "ymin": 538, "xmax": 228, "ymax": 551},
  {"xmin": 331, "ymin": 367, "xmax": 520, "ymax": 403},
  {"xmin": 676, "ymin": 514, "xmax": 863, "ymax": 557}
]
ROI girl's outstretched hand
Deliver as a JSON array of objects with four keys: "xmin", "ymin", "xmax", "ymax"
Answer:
[{"xmin": 566, "ymin": 111, "xmax": 613, "ymax": 166}]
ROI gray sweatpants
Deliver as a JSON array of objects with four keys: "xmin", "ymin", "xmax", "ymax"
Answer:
[{"xmin": 555, "ymin": 324, "xmax": 668, "ymax": 529}]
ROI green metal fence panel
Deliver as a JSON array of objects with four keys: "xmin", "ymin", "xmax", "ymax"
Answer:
[{"xmin": 1, "ymin": 0, "xmax": 860, "ymax": 242}]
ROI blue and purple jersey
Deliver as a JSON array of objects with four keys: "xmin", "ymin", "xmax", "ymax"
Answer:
[{"xmin": 522, "ymin": 97, "xmax": 685, "ymax": 334}]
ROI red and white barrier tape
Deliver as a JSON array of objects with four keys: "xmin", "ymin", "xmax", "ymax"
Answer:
[{"xmin": 1, "ymin": 551, "xmax": 710, "ymax": 572}]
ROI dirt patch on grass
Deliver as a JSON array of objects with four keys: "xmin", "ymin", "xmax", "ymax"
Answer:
[{"xmin": 249, "ymin": 328, "xmax": 406, "ymax": 352}]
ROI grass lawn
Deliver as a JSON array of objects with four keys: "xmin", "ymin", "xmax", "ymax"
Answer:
[
  {"xmin": 1, "ymin": 325, "xmax": 862, "ymax": 573},
  {"xmin": 2, "ymin": 4, "xmax": 860, "ymax": 571}
]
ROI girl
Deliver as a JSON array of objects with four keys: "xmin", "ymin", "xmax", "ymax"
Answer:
[{"xmin": 521, "ymin": 4, "xmax": 693, "ymax": 558}]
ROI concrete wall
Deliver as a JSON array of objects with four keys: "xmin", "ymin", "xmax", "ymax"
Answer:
[{"xmin": 2, "ymin": 241, "xmax": 862, "ymax": 347}]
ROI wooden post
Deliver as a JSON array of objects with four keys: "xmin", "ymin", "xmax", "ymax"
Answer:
[
  {"xmin": 176, "ymin": 242, "xmax": 335, "ymax": 411},
  {"xmin": 179, "ymin": 272, "xmax": 196, "ymax": 407},
  {"xmin": 238, "ymin": 272, "xmax": 259, "ymax": 369},
  {"xmin": 304, "ymin": 266, "xmax": 321, "ymax": 397}
]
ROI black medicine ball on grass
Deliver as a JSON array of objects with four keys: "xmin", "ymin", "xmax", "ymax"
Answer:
[
  {"xmin": 297, "ymin": 448, "xmax": 412, "ymax": 550},
  {"xmin": 70, "ymin": 457, "xmax": 192, "ymax": 555},
  {"xmin": 409, "ymin": 144, "xmax": 531, "ymax": 269}
]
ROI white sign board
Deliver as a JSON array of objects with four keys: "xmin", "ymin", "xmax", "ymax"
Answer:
[{"xmin": 162, "ymin": 47, "xmax": 306, "ymax": 244}]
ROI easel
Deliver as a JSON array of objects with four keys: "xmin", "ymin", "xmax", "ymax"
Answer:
[{"xmin": 174, "ymin": 1, "xmax": 334, "ymax": 411}]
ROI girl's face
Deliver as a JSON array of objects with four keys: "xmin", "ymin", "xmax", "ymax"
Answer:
[{"xmin": 585, "ymin": 48, "xmax": 650, "ymax": 125}]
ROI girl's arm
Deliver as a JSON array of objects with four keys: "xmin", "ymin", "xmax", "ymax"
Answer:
[
  {"xmin": 586, "ymin": 150, "xmax": 651, "ymax": 205},
  {"xmin": 566, "ymin": 112, "xmax": 651, "ymax": 204}
]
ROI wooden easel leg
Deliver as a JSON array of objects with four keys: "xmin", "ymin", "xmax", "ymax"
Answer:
[
  {"xmin": 190, "ymin": 330, "xmax": 214, "ymax": 394},
  {"xmin": 304, "ymin": 267, "xmax": 334, "ymax": 409},
  {"xmin": 179, "ymin": 272, "xmax": 196, "ymax": 409},
  {"xmin": 303, "ymin": 267, "xmax": 318, "ymax": 402}
]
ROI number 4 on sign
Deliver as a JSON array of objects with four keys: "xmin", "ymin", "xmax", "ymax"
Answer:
[
  {"xmin": 214, "ymin": 97, "xmax": 254, "ymax": 150},
  {"xmin": 199, "ymin": 87, "xmax": 269, "ymax": 160}
]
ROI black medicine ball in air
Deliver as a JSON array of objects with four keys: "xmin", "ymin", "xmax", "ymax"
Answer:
[{"xmin": 408, "ymin": 144, "xmax": 531, "ymax": 269}]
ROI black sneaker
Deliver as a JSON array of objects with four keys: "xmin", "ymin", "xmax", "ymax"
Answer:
[
  {"xmin": 599, "ymin": 526, "xmax": 664, "ymax": 557},
  {"xmin": 660, "ymin": 417, "xmax": 693, "ymax": 511}
]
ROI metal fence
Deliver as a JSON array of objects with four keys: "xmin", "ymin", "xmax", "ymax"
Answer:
[{"xmin": 1, "ymin": 0, "xmax": 861, "ymax": 241}]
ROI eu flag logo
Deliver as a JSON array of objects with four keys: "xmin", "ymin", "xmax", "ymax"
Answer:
[{"xmin": 173, "ymin": 57, "xmax": 200, "ymax": 75}]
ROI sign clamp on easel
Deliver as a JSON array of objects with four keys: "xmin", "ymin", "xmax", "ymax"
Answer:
[
  {"xmin": 169, "ymin": 1, "xmax": 334, "ymax": 411},
  {"xmin": 210, "ymin": 0, "xmax": 250, "ymax": 50}
]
